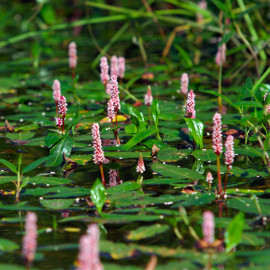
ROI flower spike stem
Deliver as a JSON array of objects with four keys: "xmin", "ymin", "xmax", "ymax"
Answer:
[
  {"xmin": 99, "ymin": 164, "xmax": 105, "ymax": 186},
  {"xmin": 216, "ymin": 155, "xmax": 222, "ymax": 196}
]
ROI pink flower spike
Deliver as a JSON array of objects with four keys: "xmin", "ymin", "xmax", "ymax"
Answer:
[
  {"xmin": 202, "ymin": 211, "xmax": 215, "ymax": 244},
  {"xmin": 52, "ymin": 79, "xmax": 61, "ymax": 102},
  {"xmin": 180, "ymin": 73, "xmax": 189, "ymax": 95},
  {"xmin": 110, "ymin": 75, "xmax": 121, "ymax": 111},
  {"xmin": 100, "ymin": 57, "xmax": 110, "ymax": 86},
  {"xmin": 225, "ymin": 135, "xmax": 235, "ymax": 169},
  {"xmin": 110, "ymin": 55, "xmax": 118, "ymax": 77},
  {"xmin": 69, "ymin": 41, "xmax": 77, "ymax": 69},
  {"xmin": 206, "ymin": 172, "xmax": 213, "ymax": 184},
  {"xmin": 107, "ymin": 98, "xmax": 115, "ymax": 123},
  {"xmin": 136, "ymin": 153, "xmax": 145, "ymax": 174},
  {"xmin": 76, "ymin": 224, "xmax": 103, "ymax": 270},
  {"xmin": 186, "ymin": 89, "xmax": 196, "ymax": 119},
  {"xmin": 22, "ymin": 212, "xmax": 38, "ymax": 265},
  {"xmin": 212, "ymin": 113, "xmax": 222, "ymax": 156},
  {"xmin": 58, "ymin": 96, "xmax": 68, "ymax": 117},
  {"xmin": 215, "ymin": 43, "xmax": 226, "ymax": 66},
  {"xmin": 92, "ymin": 123, "xmax": 105, "ymax": 165},
  {"xmin": 144, "ymin": 85, "xmax": 153, "ymax": 106},
  {"xmin": 118, "ymin": 57, "xmax": 125, "ymax": 79}
]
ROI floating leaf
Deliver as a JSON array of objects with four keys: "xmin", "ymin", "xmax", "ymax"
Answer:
[
  {"xmin": 152, "ymin": 163, "xmax": 204, "ymax": 180},
  {"xmin": 126, "ymin": 224, "xmax": 170, "ymax": 241},
  {"xmin": 40, "ymin": 198, "xmax": 74, "ymax": 210}
]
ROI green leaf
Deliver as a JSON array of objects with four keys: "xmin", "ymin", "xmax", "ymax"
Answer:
[
  {"xmin": 126, "ymin": 224, "xmax": 170, "ymax": 241},
  {"xmin": 151, "ymin": 98, "xmax": 161, "ymax": 139},
  {"xmin": 121, "ymin": 129, "xmax": 156, "ymax": 150},
  {"xmin": 21, "ymin": 177, "xmax": 30, "ymax": 189},
  {"xmin": 151, "ymin": 163, "xmax": 204, "ymax": 180},
  {"xmin": 22, "ymin": 156, "xmax": 50, "ymax": 174},
  {"xmin": 44, "ymin": 132, "xmax": 61, "ymax": 148},
  {"xmin": 0, "ymin": 238, "xmax": 19, "ymax": 252},
  {"xmin": 90, "ymin": 179, "xmax": 106, "ymax": 214},
  {"xmin": 6, "ymin": 132, "xmax": 34, "ymax": 141},
  {"xmin": 200, "ymin": 90, "xmax": 232, "ymax": 105},
  {"xmin": 192, "ymin": 149, "xmax": 217, "ymax": 161},
  {"xmin": 0, "ymin": 159, "xmax": 17, "ymax": 174},
  {"xmin": 40, "ymin": 198, "xmax": 74, "ymax": 210},
  {"xmin": 233, "ymin": 101, "xmax": 263, "ymax": 108},
  {"xmin": 183, "ymin": 118, "xmax": 204, "ymax": 149},
  {"xmin": 46, "ymin": 135, "xmax": 74, "ymax": 167},
  {"xmin": 225, "ymin": 212, "xmax": 245, "ymax": 252}
]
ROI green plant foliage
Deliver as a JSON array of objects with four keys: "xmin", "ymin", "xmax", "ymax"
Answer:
[
  {"xmin": 225, "ymin": 212, "xmax": 245, "ymax": 252},
  {"xmin": 184, "ymin": 118, "xmax": 204, "ymax": 149},
  {"xmin": 90, "ymin": 179, "xmax": 106, "ymax": 214}
]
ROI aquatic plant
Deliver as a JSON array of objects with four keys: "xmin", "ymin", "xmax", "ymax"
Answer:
[
  {"xmin": 110, "ymin": 55, "xmax": 118, "ymax": 77},
  {"xmin": 22, "ymin": 212, "xmax": 38, "ymax": 268},
  {"xmin": 76, "ymin": 224, "xmax": 103, "ymax": 270},
  {"xmin": 69, "ymin": 41, "xmax": 77, "ymax": 82},
  {"xmin": 58, "ymin": 95, "xmax": 68, "ymax": 133},
  {"xmin": 212, "ymin": 113, "xmax": 223, "ymax": 196},
  {"xmin": 100, "ymin": 56, "xmax": 109, "ymax": 89},
  {"xmin": 180, "ymin": 73, "xmax": 189, "ymax": 95},
  {"xmin": 136, "ymin": 153, "xmax": 145, "ymax": 184},
  {"xmin": 92, "ymin": 123, "xmax": 105, "ymax": 185},
  {"xmin": 185, "ymin": 89, "xmax": 196, "ymax": 119}
]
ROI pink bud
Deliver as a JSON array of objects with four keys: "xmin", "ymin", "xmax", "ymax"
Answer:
[
  {"xmin": 144, "ymin": 85, "xmax": 153, "ymax": 106},
  {"xmin": 215, "ymin": 43, "xmax": 226, "ymax": 66},
  {"xmin": 110, "ymin": 75, "xmax": 121, "ymax": 111},
  {"xmin": 206, "ymin": 172, "xmax": 213, "ymax": 184},
  {"xmin": 185, "ymin": 90, "xmax": 196, "ymax": 119},
  {"xmin": 181, "ymin": 73, "xmax": 189, "ymax": 95},
  {"xmin": 136, "ymin": 153, "xmax": 145, "ymax": 174},
  {"xmin": 212, "ymin": 113, "xmax": 222, "ymax": 156},
  {"xmin": 110, "ymin": 55, "xmax": 118, "ymax": 77},
  {"xmin": 69, "ymin": 42, "xmax": 77, "ymax": 69},
  {"xmin": 202, "ymin": 211, "xmax": 215, "ymax": 244},
  {"xmin": 92, "ymin": 123, "xmax": 105, "ymax": 165},
  {"xmin": 22, "ymin": 212, "xmax": 38, "ymax": 265},
  {"xmin": 100, "ymin": 57, "xmax": 110, "ymax": 86},
  {"xmin": 225, "ymin": 135, "xmax": 235, "ymax": 169},
  {"xmin": 52, "ymin": 79, "xmax": 61, "ymax": 102},
  {"xmin": 58, "ymin": 96, "xmax": 68, "ymax": 116},
  {"xmin": 118, "ymin": 57, "xmax": 125, "ymax": 79},
  {"xmin": 76, "ymin": 224, "xmax": 103, "ymax": 270}
]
